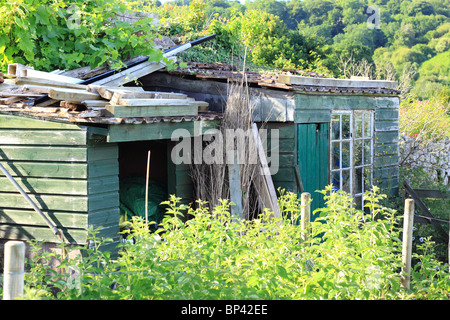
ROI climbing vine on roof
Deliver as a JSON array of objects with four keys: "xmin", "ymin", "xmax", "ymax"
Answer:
[{"xmin": 0, "ymin": 0, "xmax": 164, "ymax": 73}]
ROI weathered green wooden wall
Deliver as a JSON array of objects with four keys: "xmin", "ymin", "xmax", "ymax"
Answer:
[
  {"xmin": 0, "ymin": 114, "xmax": 119, "ymax": 244},
  {"xmin": 294, "ymin": 93, "xmax": 400, "ymax": 196}
]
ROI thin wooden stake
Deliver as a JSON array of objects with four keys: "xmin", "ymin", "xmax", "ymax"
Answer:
[
  {"xmin": 145, "ymin": 150, "xmax": 151, "ymax": 225},
  {"xmin": 3, "ymin": 241, "xmax": 25, "ymax": 300},
  {"xmin": 301, "ymin": 192, "xmax": 311, "ymax": 244},
  {"xmin": 401, "ymin": 199, "xmax": 415, "ymax": 291}
]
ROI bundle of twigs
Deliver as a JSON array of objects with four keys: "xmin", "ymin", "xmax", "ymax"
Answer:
[{"xmin": 190, "ymin": 77, "xmax": 265, "ymax": 219}]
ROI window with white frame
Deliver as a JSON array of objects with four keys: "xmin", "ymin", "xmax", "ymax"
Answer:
[{"xmin": 330, "ymin": 110, "xmax": 374, "ymax": 209}]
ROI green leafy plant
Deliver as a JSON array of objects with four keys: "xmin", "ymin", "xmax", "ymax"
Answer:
[
  {"xmin": 0, "ymin": 0, "xmax": 168, "ymax": 73},
  {"xmin": 21, "ymin": 188, "xmax": 449, "ymax": 300}
]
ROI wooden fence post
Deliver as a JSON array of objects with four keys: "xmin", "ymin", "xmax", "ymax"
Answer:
[
  {"xmin": 301, "ymin": 192, "xmax": 311, "ymax": 244},
  {"xmin": 3, "ymin": 241, "xmax": 25, "ymax": 300},
  {"xmin": 401, "ymin": 199, "xmax": 415, "ymax": 291}
]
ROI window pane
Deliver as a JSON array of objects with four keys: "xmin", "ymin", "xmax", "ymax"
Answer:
[
  {"xmin": 342, "ymin": 141, "xmax": 350, "ymax": 169},
  {"xmin": 364, "ymin": 166, "xmax": 372, "ymax": 191},
  {"xmin": 332, "ymin": 142, "xmax": 340, "ymax": 169},
  {"xmin": 354, "ymin": 140, "xmax": 362, "ymax": 167},
  {"xmin": 342, "ymin": 114, "xmax": 351, "ymax": 139},
  {"xmin": 355, "ymin": 112, "xmax": 362, "ymax": 138},
  {"xmin": 355, "ymin": 167, "xmax": 363, "ymax": 194},
  {"xmin": 364, "ymin": 113, "xmax": 372, "ymax": 138},
  {"xmin": 331, "ymin": 115, "xmax": 340, "ymax": 140},
  {"xmin": 331, "ymin": 171, "xmax": 340, "ymax": 191},
  {"xmin": 342, "ymin": 169, "xmax": 351, "ymax": 193},
  {"xmin": 364, "ymin": 140, "xmax": 371, "ymax": 165}
]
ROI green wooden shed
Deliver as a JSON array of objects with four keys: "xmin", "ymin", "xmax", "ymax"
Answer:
[
  {"xmin": 141, "ymin": 63, "xmax": 400, "ymax": 216},
  {"xmin": 0, "ymin": 105, "xmax": 219, "ymax": 250},
  {"xmin": 0, "ymin": 63, "xmax": 400, "ymax": 250}
]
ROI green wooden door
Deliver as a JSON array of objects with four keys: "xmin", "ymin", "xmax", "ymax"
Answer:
[{"xmin": 297, "ymin": 123, "xmax": 329, "ymax": 218}]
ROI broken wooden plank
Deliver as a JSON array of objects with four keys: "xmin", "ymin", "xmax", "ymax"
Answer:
[
  {"xmin": 110, "ymin": 89, "xmax": 188, "ymax": 102},
  {"xmin": 78, "ymin": 108, "xmax": 105, "ymax": 118},
  {"xmin": 91, "ymin": 56, "xmax": 176, "ymax": 87},
  {"xmin": 48, "ymin": 88, "xmax": 102, "ymax": 102},
  {"xmin": 0, "ymin": 96, "xmax": 22, "ymax": 105},
  {"xmin": 251, "ymin": 123, "xmax": 281, "ymax": 219},
  {"xmin": 81, "ymin": 100, "xmax": 110, "ymax": 107},
  {"xmin": 7, "ymin": 63, "xmax": 33, "ymax": 77},
  {"xmin": 89, "ymin": 85, "xmax": 145, "ymax": 96},
  {"xmin": 278, "ymin": 73, "xmax": 397, "ymax": 89},
  {"xmin": 12, "ymin": 77, "xmax": 88, "ymax": 90},
  {"xmin": 104, "ymin": 104, "xmax": 198, "ymax": 118},
  {"xmin": 60, "ymin": 101, "xmax": 85, "ymax": 111},
  {"xmin": 116, "ymin": 98, "xmax": 195, "ymax": 106},
  {"xmin": 20, "ymin": 69, "xmax": 81, "ymax": 84}
]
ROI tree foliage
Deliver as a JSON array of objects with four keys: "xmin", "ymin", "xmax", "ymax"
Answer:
[{"xmin": 154, "ymin": 0, "xmax": 449, "ymax": 99}]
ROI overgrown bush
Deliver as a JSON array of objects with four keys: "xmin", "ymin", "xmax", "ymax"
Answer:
[{"xmin": 19, "ymin": 186, "xmax": 450, "ymax": 300}]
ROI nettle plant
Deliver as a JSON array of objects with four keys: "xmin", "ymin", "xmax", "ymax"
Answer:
[
  {"xmin": 22, "ymin": 186, "xmax": 449, "ymax": 300},
  {"xmin": 0, "ymin": 0, "xmax": 168, "ymax": 73}
]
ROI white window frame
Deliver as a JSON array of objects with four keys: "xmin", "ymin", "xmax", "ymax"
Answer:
[{"xmin": 330, "ymin": 110, "xmax": 374, "ymax": 209}]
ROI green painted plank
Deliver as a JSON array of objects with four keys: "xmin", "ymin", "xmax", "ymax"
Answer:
[
  {"xmin": 88, "ymin": 175, "xmax": 119, "ymax": 194},
  {"xmin": 295, "ymin": 94, "xmax": 378, "ymax": 111},
  {"xmin": 0, "ymin": 193, "xmax": 88, "ymax": 211},
  {"xmin": 265, "ymin": 123, "xmax": 295, "ymax": 139},
  {"xmin": 88, "ymin": 207, "xmax": 120, "ymax": 228},
  {"xmin": 374, "ymin": 143, "xmax": 399, "ymax": 156},
  {"xmin": 105, "ymin": 105, "xmax": 198, "ymax": 118},
  {"xmin": 375, "ymin": 120, "xmax": 399, "ymax": 131},
  {"xmin": 375, "ymin": 108, "xmax": 398, "ymax": 120},
  {"xmin": 88, "ymin": 159, "xmax": 119, "ymax": 178},
  {"xmin": 279, "ymin": 154, "xmax": 295, "ymax": 167},
  {"xmin": 373, "ymin": 165, "xmax": 399, "ymax": 181},
  {"xmin": 89, "ymin": 224, "xmax": 120, "ymax": 242},
  {"xmin": 374, "ymin": 97, "xmax": 399, "ymax": 108},
  {"xmin": 88, "ymin": 192, "xmax": 120, "ymax": 211},
  {"xmin": 0, "ymin": 224, "xmax": 88, "ymax": 244},
  {"xmin": 87, "ymin": 144, "xmax": 118, "ymax": 161},
  {"xmin": 0, "ymin": 208, "xmax": 88, "ymax": 228},
  {"xmin": 174, "ymin": 185, "xmax": 193, "ymax": 201},
  {"xmin": 375, "ymin": 131, "xmax": 398, "ymax": 144},
  {"xmin": 175, "ymin": 169, "xmax": 192, "ymax": 186},
  {"xmin": 374, "ymin": 154, "xmax": 399, "ymax": 167},
  {"xmin": 107, "ymin": 120, "xmax": 219, "ymax": 143},
  {"xmin": 272, "ymin": 167, "xmax": 296, "ymax": 182},
  {"xmin": 0, "ymin": 130, "xmax": 87, "ymax": 145},
  {"xmin": 0, "ymin": 146, "xmax": 87, "ymax": 162},
  {"xmin": 0, "ymin": 161, "xmax": 88, "ymax": 179},
  {"xmin": 0, "ymin": 114, "xmax": 81, "ymax": 130},
  {"xmin": 295, "ymin": 110, "xmax": 331, "ymax": 123},
  {"xmin": 0, "ymin": 177, "xmax": 87, "ymax": 195}
]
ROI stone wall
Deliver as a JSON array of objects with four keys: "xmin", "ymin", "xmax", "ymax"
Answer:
[{"xmin": 399, "ymin": 135, "xmax": 450, "ymax": 185}]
